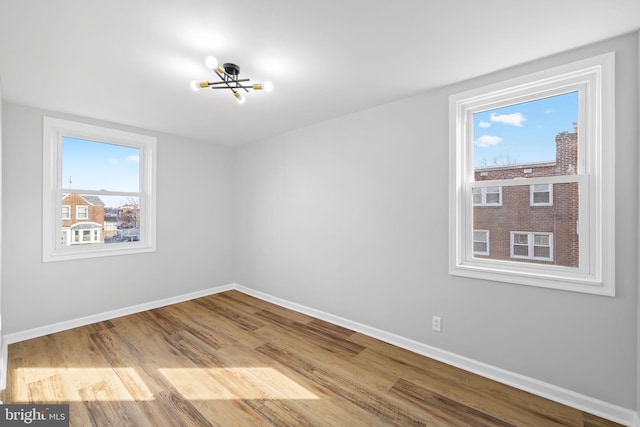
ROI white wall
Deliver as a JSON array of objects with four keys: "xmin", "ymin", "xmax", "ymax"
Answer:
[
  {"xmin": 637, "ymin": 28, "xmax": 640, "ymax": 424},
  {"xmin": 0, "ymin": 78, "xmax": 4, "ymax": 390},
  {"xmin": 233, "ymin": 33, "xmax": 638, "ymax": 409},
  {"xmin": 1, "ymin": 103, "xmax": 234, "ymax": 334}
]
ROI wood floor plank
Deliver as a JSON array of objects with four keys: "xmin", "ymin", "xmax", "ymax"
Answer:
[
  {"xmin": 217, "ymin": 290, "xmax": 316, "ymax": 325},
  {"xmin": 2, "ymin": 290, "xmax": 625, "ymax": 427},
  {"xmin": 351, "ymin": 332, "xmax": 584, "ymax": 426}
]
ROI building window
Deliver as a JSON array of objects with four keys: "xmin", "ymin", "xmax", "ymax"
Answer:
[
  {"xmin": 449, "ymin": 53, "xmax": 615, "ymax": 295},
  {"xmin": 473, "ymin": 230, "xmax": 489, "ymax": 255},
  {"xmin": 61, "ymin": 205, "xmax": 71, "ymax": 220},
  {"xmin": 71, "ymin": 226, "xmax": 101, "ymax": 244},
  {"xmin": 43, "ymin": 117, "xmax": 157, "ymax": 262},
  {"xmin": 510, "ymin": 232, "xmax": 553, "ymax": 261},
  {"xmin": 76, "ymin": 205, "xmax": 89, "ymax": 219},
  {"xmin": 472, "ymin": 187, "xmax": 502, "ymax": 206},
  {"xmin": 530, "ymin": 184, "xmax": 553, "ymax": 206}
]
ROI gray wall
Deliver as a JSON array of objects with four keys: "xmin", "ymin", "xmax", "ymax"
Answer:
[
  {"xmin": 233, "ymin": 33, "xmax": 638, "ymax": 409},
  {"xmin": 1, "ymin": 103, "xmax": 234, "ymax": 334}
]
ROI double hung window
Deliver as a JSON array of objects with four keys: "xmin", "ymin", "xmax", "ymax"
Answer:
[
  {"xmin": 43, "ymin": 117, "xmax": 157, "ymax": 262},
  {"xmin": 449, "ymin": 53, "xmax": 615, "ymax": 295}
]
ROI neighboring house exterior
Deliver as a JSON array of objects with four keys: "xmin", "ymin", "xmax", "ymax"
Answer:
[
  {"xmin": 61, "ymin": 194, "xmax": 105, "ymax": 245},
  {"xmin": 118, "ymin": 203, "xmax": 140, "ymax": 241},
  {"xmin": 473, "ymin": 128, "xmax": 579, "ymax": 267}
]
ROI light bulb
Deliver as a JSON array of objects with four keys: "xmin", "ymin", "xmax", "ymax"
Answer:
[
  {"xmin": 205, "ymin": 56, "xmax": 218, "ymax": 69},
  {"xmin": 190, "ymin": 80, "xmax": 200, "ymax": 91},
  {"xmin": 234, "ymin": 91, "xmax": 246, "ymax": 104},
  {"xmin": 263, "ymin": 81, "xmax": 274, "ymax": 92}
]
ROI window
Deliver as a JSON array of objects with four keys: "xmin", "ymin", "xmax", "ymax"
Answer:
[
  {"xmin": 510, "ymin": 232, "xmax": 553, "ymax": 261},
  {"xmin": 449, "ymin": 53, "xmax": 615, "ymax": 295},
  {"xmin": 71, "ymin": 224, "xmax": 101, "ymax": 244},
  {"xmin": 43, "ymin": 117, "xmax": 157, "ymax": 262},
  {"xmin": 530, "ymin": 184, "xmax": 552, "ymax": 206},
  {"xmin": 472, "ymin": 187, "xmax": 502, "ymax": 206},
  {"xmin": 473, "ymin": 230, "xmax": 489, "ymax": 255},
  {"xmin": 61, "ymin": 205, "xmax": 71, "ymax": 220},
  {"xmin": 76, "ymin": 205, "xmax": 89, "ymax": 219}
]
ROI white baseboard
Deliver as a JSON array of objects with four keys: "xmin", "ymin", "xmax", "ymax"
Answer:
[
  {"xmin": 1, "ymin": 283, "xmax": 637, "ymax": 425},
  {"xmin": 235, "ymin": 284, "xmax": 638, "ymax": 426}
]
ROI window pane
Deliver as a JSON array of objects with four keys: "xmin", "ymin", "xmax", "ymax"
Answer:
[
  {"xmin": 534, "ymin": 234, "xmax": 549, "ymax": 246},
  {"xmin": 62, "ymin": 137, "xmax": 140, "ymax": 192},
  {"xmin": 485, "ymin": 193, "xmax": 500, "ymax": 204},
  {"xmin": 474, "ymin": 242, "xmax": 488, "ymax": 252},
  {"xmin": 533, "ymin": 184, "xmax": 549, "ymax": 191},
  {"xmin": 533, "ymin": 192, "xmax": 550, "ymax": 203},
  {"xmin": 515, "ymin": 234, "xmax": 528, "ymax": 244},
  {"xmin": 534, "ymin": 246, "xmax": 551, "ymax": 258},
  {"xmin": 472, "ymin": 188, "xmax": 482, "ymax": 204},
  {"xmin": 513, "ymin": 245, "xmax": 529, "ymax": 256},
  {"xmin": 473, "ymin": 92, "xmax": 578, "ymax": 176},
  {"xmin": 60, "ymin": 193, "xmax": 141, "ymax": 246},
  {"xmin": 473, "ymin": 182, "xmax": 578, "ymax": 267},
  {"xmin": 473, "ymin": 231, "xmax": 487, "ymax": 242}
]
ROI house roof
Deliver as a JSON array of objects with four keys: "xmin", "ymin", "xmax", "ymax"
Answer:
[
  {"xmin": 1, "ymin": 1, "xmax": 639, "ymax": 146},
  {"xmin": 82, "ymin": 195, "xmax": 106, "ymax": 207},
  {"xmin": 61, "ymin": 194, "xmax": 105, "ymax": 207}
]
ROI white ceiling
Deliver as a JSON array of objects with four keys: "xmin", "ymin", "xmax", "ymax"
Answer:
[{"xmin": 1, "ymin": 0, "xmax": 639, "ymax": 146}]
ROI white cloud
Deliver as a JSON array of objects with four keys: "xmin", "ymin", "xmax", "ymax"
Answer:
[
  {"xmin": 490, "ymin": 112, "xmax": 525, "ymax": 127},
  {"xmin": 478, "ymin": 121, "xmax": 491, "ymax": 128},
  {"xmin": 127, "ymin": 155, "xmax": 140, "ymax": 163},
  {"xmin": 544, "ymin": 108, "xmax": 555, "ymax": 114},
  {"xmin": 475, "ymin": 135, "xmax": 503, "ymax": 147},
  {"xmin": 107, "ymin": 157, "xmax": 119, "ymax": 165}
]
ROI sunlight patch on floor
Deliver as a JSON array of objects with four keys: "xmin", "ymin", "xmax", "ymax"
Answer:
[
  {"xmin": 159, "ymin": 367, "xmax": 319, "ymax": 400},
  {"xmin": 15, "ymin": 367, "xmax": 154, "ymax": 402}
]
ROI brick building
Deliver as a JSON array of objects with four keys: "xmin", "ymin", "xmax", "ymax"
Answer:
[
  {"xmin": 473, "ymin": 128, "xmax": 579, "ymax": 267},
  {"xmin": 61, "ymin": 194, "xmax": 106, "ymax": 245}
]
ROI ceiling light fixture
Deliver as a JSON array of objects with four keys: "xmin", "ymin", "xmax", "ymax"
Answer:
[{"xmin": 190, "ymin": 56, "xmax": 273, "ymax": 104}]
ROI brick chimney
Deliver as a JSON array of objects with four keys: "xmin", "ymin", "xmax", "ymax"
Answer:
[{"xmin": 555, "ymin": 127, "xmax": 577, "ymax": 175}]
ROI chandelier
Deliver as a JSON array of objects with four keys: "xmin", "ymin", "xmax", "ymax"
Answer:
[{"xmin": 190, "ymin": 56, "xmax": 273, "ymax": 104}]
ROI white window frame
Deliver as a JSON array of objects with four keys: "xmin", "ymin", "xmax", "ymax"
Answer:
[
  {"xmin": 472, "ymin": 186, "xmax": 502, "ymax": 206},
  {"xmin": 76, "ymin": 205, "xmax": 89, "ymax": 220},
  {"xmin": 449, "ymin": 52, "xmax": 615, "ymax": 296},
  {"xmin": 510, "ymin": 231, "xmax": 554, "ymax": 261},
  {"xmin": 43, "ymin": 117, "xmax": 157, "ymax": 262},
  {"xmin": 61, "ymin": 205, "xmax": 71, "ymax": 220},
  {"xmin": 473, "ymin": 230, "xmax": 490, "ymax": 256},
  {"xmin": 71, "ymin": 224, "xmax": 102, "ymax": 245},
  {"xmin": 530, "ymin": 183, "xmax": 553, "ymax": 206}
]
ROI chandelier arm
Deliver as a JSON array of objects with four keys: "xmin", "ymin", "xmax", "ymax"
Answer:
[
  {"xmin": 214, "ymin": 69, "xmax": 239, "ymax": 94},
  {"xmin": 208, "ymin": 86, "xmax": 254, "ymax": 90},
  {"xmin": 207, "ymin": 78, "xmax": 251, "ymax": 87}
]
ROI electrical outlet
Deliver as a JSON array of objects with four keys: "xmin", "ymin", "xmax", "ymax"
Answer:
[{"xmin": 432, "ymin": 316, "xmax": 442, "ymax": 332}]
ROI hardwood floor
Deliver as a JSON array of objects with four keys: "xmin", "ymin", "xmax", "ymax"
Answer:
[{"xmin": 2, "ymin": 290, "xmax": 623, "ymax": 426}]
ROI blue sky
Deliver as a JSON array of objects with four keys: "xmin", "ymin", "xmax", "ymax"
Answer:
[
  {"xmin": 62, "ymin": 137, "xmax": 139, "ymax": 207},
  {"xmin": 473, "ymin": 91, "xmax": 578, "ymax": 168}
]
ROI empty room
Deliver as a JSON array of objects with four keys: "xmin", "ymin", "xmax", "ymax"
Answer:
[{"xmin": 0, "ymin": 1, "xmax": 639, "ymax": 425}]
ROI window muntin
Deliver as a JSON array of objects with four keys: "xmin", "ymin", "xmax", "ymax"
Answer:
[
  {"xmin": 43, "ymin": 117, "xmax": 157, "ymax": 262},
  {"xmin": 449, "ymin": 52, "xmax": 615, "ymax": 295}
]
